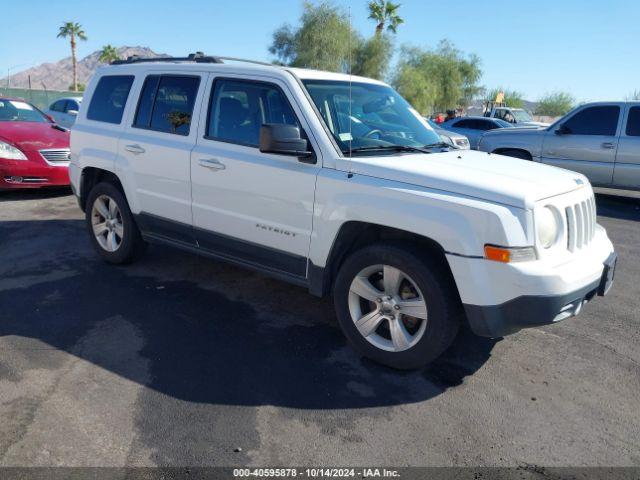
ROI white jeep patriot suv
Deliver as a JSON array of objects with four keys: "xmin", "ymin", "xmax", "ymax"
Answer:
[{"xmin": 70, "ymin": 53, "xmax": 617, "ymax": 369}]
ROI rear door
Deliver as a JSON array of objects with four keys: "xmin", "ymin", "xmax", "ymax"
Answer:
[
  {"xmin": 117, "ymin": 71, "xmax": 207, "ymax": 243},
  {"xmin": 613, "ymin": 104, "xmax": 640, "ymax": 189},
  {"xmin": 540, "ymin": 104, "xmax": 622, "ymax": 186}
]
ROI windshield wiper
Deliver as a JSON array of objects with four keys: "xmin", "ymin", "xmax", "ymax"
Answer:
[
  {"xmin": 422, "ymin": 142, "xmax": 451, "ymax": 149},
  {"xmin": 346, "ymin": 145, "xmax": 432, "ymax": 155}
]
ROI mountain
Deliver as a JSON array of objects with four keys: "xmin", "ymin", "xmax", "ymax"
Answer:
[{"xmin": 1, "ymin": 46, "xmax": 164, "ymax": 92}]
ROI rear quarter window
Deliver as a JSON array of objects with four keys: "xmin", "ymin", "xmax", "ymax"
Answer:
[
  {"xmin": 87, "ymin": 75, "xmax": 135, "ymax": 124},
  {"xmin": 626, "ymin": 107, "xmax": 640, "ymax": 136}
]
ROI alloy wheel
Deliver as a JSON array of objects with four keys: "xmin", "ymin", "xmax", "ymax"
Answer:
[
  {"xmin": 91, "ymin": 194, "xmax": 124, "ymax": 252},
  {"xmin": 348, "ymin": 264, "xmax": 428, "ymax": 352}
]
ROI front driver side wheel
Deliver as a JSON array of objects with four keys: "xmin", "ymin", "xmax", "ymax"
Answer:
[{"xmin": 333, "ymin": 243, "xmax": 461, "ymax": 370}]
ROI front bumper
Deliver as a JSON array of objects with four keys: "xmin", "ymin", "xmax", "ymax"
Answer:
[
  {"xmin": 464, "ymin": 252, "xmax": 616, "ymax": 337},
  {"xmin": 0, "ymin": 151, "xmax": 70, "ymax": 189},
  {"xmin": 447, "ymin": 226, "xmax": 616, "ymax": 337}
]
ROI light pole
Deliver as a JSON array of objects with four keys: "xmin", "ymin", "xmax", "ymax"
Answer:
[{"xmin": 5, "ymin": 64, "xmax": 31, "ymax": 89}]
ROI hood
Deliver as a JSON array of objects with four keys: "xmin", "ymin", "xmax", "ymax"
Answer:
[
  {"xmin": 336, "ymin": 149, "xmax": 586, "ymax": 209},
  {"xmin": 0, "ymin": 122, "xmax": 70, "ymax": 152},
  {"xmin": 517, "ymin": 121, "xmax": 549, "ymax": 127},
  {"xmin": 483, "ymin": 126, "xmax": 546, "ymax": 138},
  {"xmin": 435, "ymin": 127, "xmax": 466, "ymax": 140}
]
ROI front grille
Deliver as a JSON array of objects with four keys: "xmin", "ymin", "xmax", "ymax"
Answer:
[
  {"xmin": 4, "ymin": 176, "xmax": 48, "ymax": 184},
  {"xmin": 566, "ymin": 195, "xmax": 596, "ymax": 252},
  {"xmin": 40, "ymin": 149, "xmax": 70, "ymax": 165}
]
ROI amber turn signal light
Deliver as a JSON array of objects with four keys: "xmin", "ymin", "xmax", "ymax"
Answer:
[
  {"xmin": 484, "ymin": 245, "xmax": 511, "ymax": 263},
  {"xmin": 484, "ymin": 245, "xmax": 537, "ymax": 263}
]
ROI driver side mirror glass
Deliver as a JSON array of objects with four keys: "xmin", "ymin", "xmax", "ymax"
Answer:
[
  {"xmin": 259, "ymin": 124, "xmax": 314, "ymax": 163},
  {"xmin": 67, "ymin": 110, "xmax": 78, "ymax": 116}
]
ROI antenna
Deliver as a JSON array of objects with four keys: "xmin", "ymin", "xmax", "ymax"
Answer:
[{"xmin": 347, "ymin": 6, "xmax": 354, "ymax": 178}]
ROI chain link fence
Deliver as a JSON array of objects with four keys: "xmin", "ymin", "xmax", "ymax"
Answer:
[{"xmin": 0, "ymin": 87, "xmax": 83, "ymax": 111}]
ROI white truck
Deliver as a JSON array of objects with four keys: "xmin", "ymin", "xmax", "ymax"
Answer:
[
  {"xmin": 69, "ymin": 53, "xmax": 616, "ymax": 369},
  {"xmin": 484, "ymin": 104, "xmax": 548, "ymax": 128}
]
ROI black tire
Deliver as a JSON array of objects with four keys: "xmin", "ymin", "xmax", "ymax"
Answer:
[
  {"xmin": 85, "ymin": 182, "xmax": 147, "ymax": 264},
  {"xmin": 333, "ymin": 243, "xmax": 461, "ymax": 370},
  {"xmin": 499, "ymin": 149, "xmax": 532, "ymax": 160}
]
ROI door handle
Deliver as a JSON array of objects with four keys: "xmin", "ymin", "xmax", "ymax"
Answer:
[
  {"xmin": 125, "ymin": 144, "xmax": 146, "ymax": 155},
  {"xmin": 601, "ymin": 142, "xmax": 616, "ymax": 149},
  {"xmin": 199, "ymin": 158, "xmax": 226, "ymax": 170}
]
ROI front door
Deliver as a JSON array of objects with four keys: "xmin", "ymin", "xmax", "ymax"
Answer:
[
  {"xmin": 613, "ymin": 104, "xmax": 640, "ymax": 189},
  {"xmin": 540, "ymin": 104, "xmax": 622, "ymax": 186},
  {"xmin": 190, "ymin": 76, "xmax": 321, "ymax": 279}
]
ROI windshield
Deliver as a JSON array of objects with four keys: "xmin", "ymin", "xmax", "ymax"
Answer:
[
  {"xmin": 512, "ymin": 109, "xmax": 533, "ymax": 122},
  {"xmin": 0, "ymin": 99, "xmax": 49, "ymax": 123},
  {"xmin": 494, "ymin": 118, "xmax": 515, "ymax": 128},
  {"xmin": 427, "ymin": 119, "xmax": 440, "ymax": 129},
  {"xmin": 302, "ymin": 80, "xmax": 441, "ymax": 154}
]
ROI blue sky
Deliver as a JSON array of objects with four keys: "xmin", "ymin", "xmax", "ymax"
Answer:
[{"xmin": 2, "ymin": 0, "xmax": 638, "ymax": 101}]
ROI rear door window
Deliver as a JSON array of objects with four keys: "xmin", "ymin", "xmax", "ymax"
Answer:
[
  {"xmin": 625, "ymin": 106, "xmax": 640, "ymax": 136},
  {"xmin": 133, "ymin": 75, "xmax": 200, "ymax": 135},
  {"xmin": 563, "ymin": 106, "xmax": 620, "ymax": 136},
  {"xmin": 453, "ymin": 119, "xmax": 473, "ymax": 129},
  {"xmin": 87, "ymin": 75, "xmax": 134, "ymax": 124},
  {"xmin": 476, "ymin": 120, "xmax": 495, "ymax": 131}
]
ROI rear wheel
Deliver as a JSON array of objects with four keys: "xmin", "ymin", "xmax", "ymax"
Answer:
[
  {"xmin": 498, "ymin": 149, "xmax": 532, "ymax": 160},
  {"xmin": 86, "ymin": 182, "xmax": 147, "ymax": 264},
  {"xmin": 333, "ymin": 243, "xmax": 461, "ymax": 370}
]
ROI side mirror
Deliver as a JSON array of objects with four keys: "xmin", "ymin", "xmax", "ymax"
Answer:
[
  {"xmin": 555, "ymin": 124, "xmax": 570, "ymax": 135},
  {"xmin": 259, "ymin": 124, "xmax": 314, "ymax": 162},
  {"xmin": 67, "ymin": 110, "xmax": 78, "ymax": 116}
]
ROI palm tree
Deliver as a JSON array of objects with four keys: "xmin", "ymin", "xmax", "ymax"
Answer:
[
  {"xmin": 57, "ymin": 21, "xmax": 87, "ymax": 92},
  {"xmin": 368, "ymin": 0, "xmax": 404, "ymax": 35},
  {"xmin": 99, "ymin": 45, "xmax": 120, "ymax": 64}
]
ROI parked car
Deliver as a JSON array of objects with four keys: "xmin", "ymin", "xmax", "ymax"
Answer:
[
  {"xmin": 46, "ymin": 97, "xmax": 83, "ymax": 128},
  {"xmin": 426, "ymin": 119, "xmax": 470, "ymax": 150},
  {"xmin": 0, "ymin": 97, "xmax": 70, "ymax": 189},
  {"xmin": 479, "ymin": 102, "xmax": 640, "ymax": 191},
  {"xmin": 484, "ymin": 105, "xmax": 549, "ymax": 127},
  {"xmin": 441, "ymin": 116, "xmax": 515, "ymax": 149},
  {"xmin": 70, "ymin": 53, "xmax": 616, "ymax": 369}
]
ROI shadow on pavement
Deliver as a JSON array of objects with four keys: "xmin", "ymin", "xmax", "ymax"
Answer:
[
  {"xmin": 596, "ymin": 193, "xmax": 640, "ymax": 222},
  {"xmin": 0, "ymin": 218, "xmax": 499, "ymax": 410},
  {"xmin": 0, "ymin": 187, "xmax": 72, "ymax": 202}
]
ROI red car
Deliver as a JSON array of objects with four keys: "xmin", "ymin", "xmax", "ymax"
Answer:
[{"xmin": 0, "ymin": 97, "xmax": 70, "ymax": 189}]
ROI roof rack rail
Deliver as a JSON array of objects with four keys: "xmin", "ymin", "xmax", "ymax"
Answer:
[
  {"xmin": 110, "ymin": 52, "xmax": 277, "ymax": 67},
  {"xmin": 213, "ymin": 56, "xmax": 275, "ymax": 67},
  {"xmin": 111, "ymin": 52, "xmax": 223, "ymax": 65}
]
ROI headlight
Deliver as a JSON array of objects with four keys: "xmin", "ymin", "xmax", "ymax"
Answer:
[
  {"xmin": 455, "ymin": 138, "xmax": 469, "ymax": 149},
  {"xmin": 0, "ymin": 141, "xmax": 27, "ymax": 160},
  {"xmin": 440, "ymin": 134, "xmax": 455, "ymax": 147},
  {"xmin": 537, "ymin": 206, "xmax": 560, "ymax": 248}
]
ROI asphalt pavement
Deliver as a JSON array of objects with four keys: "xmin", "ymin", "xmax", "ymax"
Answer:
[{"xmin": 0, "ymin": 188, "xmax": 638, "ymax": 468}]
